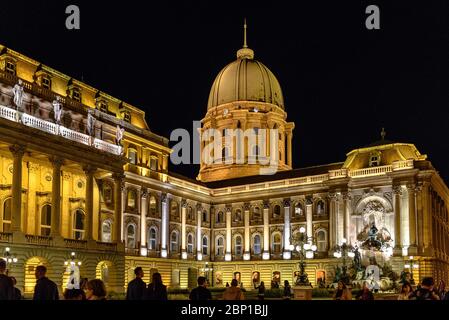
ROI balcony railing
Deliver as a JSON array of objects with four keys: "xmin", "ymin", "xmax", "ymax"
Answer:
[
  {"xmin": 96, "ymin": 241, "xmax": 117, "ymax": 252},
  {"xmin": 0, "ymin": 232, "xmax": 12, "ymax": 243},
  {"xmin": 64, "ymin": 238, "xmax": 88, "ymax": 249},
  {"xmin": 0, "ymin": 105, "xmax": 122, "ymax": 156},
  {"xmin": 25, "ymin": 234, "xmax": 53, "ymax": 246}
]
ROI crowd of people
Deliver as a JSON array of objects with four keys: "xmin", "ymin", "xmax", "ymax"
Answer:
[
  {"xmin": 333, "ymin": 277, "xmax": 449, "ymax": 300},
  {"xmin": 3, "ymin": 258, "xmax": 449, "ymax": 301}
]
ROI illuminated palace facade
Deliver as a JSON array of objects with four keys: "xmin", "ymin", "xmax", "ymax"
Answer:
[{"xmin": 0, "ymin": 39, "xmax": 448, "ymax": 295}]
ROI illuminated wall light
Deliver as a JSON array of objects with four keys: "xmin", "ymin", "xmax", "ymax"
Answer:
[
  {"xmin": 140, "ymin": 247, "xmax": 148, "ymax": 257},
  {"xmin": 262, "ymin": 252, "xmax": 270, "ymax": 260},
  {"xmin": 182, "ymin": 252, "xmax": 188, "ymax": 260},
  {"xmin": 197, "ymin": 253, "xmax": 203, "ymax": 261},
  {"xmin": 243, "ymin": 253, "xmax": 250, "ymax": 261},
  {"xmin": 283, "ymin": 251, "xmax": 291, "ymax": 260},
  {"xmin": 225, "ymin": 253, "xmax": 232, "ymax": 261},
  {"xmin": 161, "ymin": 250, "xmax": 167, "ymax": 258}
]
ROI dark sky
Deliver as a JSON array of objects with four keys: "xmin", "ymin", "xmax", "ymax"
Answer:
[{"xmin": 1, "ymin": 0, "xmax": 448, "ymax": 182}]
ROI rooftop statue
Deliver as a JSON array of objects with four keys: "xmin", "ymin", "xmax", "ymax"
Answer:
[
  {"xmin": 12, "ymin": 79, "xmax": 25, "ymax": 110},
  {"xmin": 52, "ymin": 96, "xmax": 63, "ymax": 124}
]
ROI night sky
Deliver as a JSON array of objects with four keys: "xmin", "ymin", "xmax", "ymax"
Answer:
[{"xmin": 1, "ymin": 0, "xmax": 448, "ymax": 182}]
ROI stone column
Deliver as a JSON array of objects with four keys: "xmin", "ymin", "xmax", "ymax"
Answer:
[
  {"xmin": 287, "ymin": 132, "xmax": 292, "ymax": 167},
  {"xmin": 393, "ymin": 186, "xmax": 402, "ymax": 256},
  {"xmin": 197, "ymin": 204, "xmax": 202, "ymax": 260},
  {"xmin": 50, "ymin": 157, "xmax": 64, "ymax": 238},
  {"xmin": 84, "ymin": 166, "xmax": 96, "ymax": 241},
  {"xmin": 306, "ymin": 196, "xmax": 313, "ymax": 239},
  {"xmin": 416, "ymin": 184, "xmax": 424, "ymax": 253},
  {"xmin": 328, "ymin": 193, "xmax": 337, "ymax": 251},
  {"xmin": 225, "ymin": 207, "xmax": 232, "ymax": 261},
  {"xmin": 181, "ymin": 199, "xmax": 187, "ymax": 259},
  {"xmin": 342, "ymin": 192, "xmax": 351, "ymax": 242},
  {"xmin": 10, "ymin": 145, "xmax": 25, "ymax": 232},
  {"xmin": 283, "ymin": 200, "xmax": 291, "ymax": 259},
  {"xmin": 161, "ymin": 193, "xmax": 168, "ymax": 257},
  {"xmin": 112, "ymin": 174, "xmax": 125, "ymax": 243},
  {"xmin": 408, "ymin": 184, "xmax": 418, "ymax": 255},
  {"xmin": 140, "ymin": 189, "xmax": 148, "ymax": 249},
  {"xmin": 262, "ymin": 201, "xmax": 270, "ymax": 260},
  {"xmin": 243, "ymin": 203, "xmax": 250, "ymax": 260}
]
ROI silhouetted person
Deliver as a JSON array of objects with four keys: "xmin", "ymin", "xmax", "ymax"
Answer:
[
  {"xmin": 86, "ymin": 279, "xmax": 107, "ymax": 300},
  {"xmin": 0, "ymin": 259, "xmax": 14, "ymax": 300},
  {"xmin": 33, "ymin": 265, "xmax": 59, "ymax": 300},
  {"xmin": 64, "ymin": 288, "xmax": 86, "ymax": 300},
  {"xmin": 10, "ymin": 277, "xmax": 22, "ymax": 300},
  {"xmin": 257, "ymin": 281, "xmax": 265, "ymax": 300},
  {"xmin": 146, "ymin": 272, "xmax": 167, "ymax": 301},
  {"xmin": 189, "ymin": 276, "xmax": 212, "ymax": 300},
  {"xmin": 126, "ymin": 267, "xmax": 147, "ymax": 300},
  {"xmin": 223, "ymin": 279, "xmax": 244, "ymax": 300},
  {"xmin": 410, "ymin": 277, "xmax": 440, "ymax": 300}
]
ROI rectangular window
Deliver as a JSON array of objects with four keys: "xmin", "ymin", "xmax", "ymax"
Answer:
[
  {"xmin": 150, "ymin": 158, "xmax": 158, "ymax": 171},
  {"xmin": 72, "ymin": 88, "xmax": 81, "ymax": 102},
  {"xmin": 99, "ymin": 102, "xmax": 108, "ymax": 113},
  {"xmin": 5, "ymin": 61, "xmax": 16, "ymax": 75},
  {"xmin": 42, "ymin": 77, "xmax": 51, "ymax": 89}
]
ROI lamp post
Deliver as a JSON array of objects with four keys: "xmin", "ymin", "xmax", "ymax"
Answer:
[
  {"xmin": 288, "ymin": 226, "xmax": 317, "ymax": 286},
  {"xmin": 404, "ymin": 256, "xmax": 419, "ymax": 285},
  {"xmin": 200, "ymin": 262, "xmax": 213, "ymax": 287},
  {"xmin": 64, "ymin": 252, "xmax": 82, "ymax": 289},
  {"xmin": 3, "ymin": 247, "xmax": 18, "ymax": 275},
  {"xmin": 333, "ymin": 238, "xmax": 355, "ymax": 286}
]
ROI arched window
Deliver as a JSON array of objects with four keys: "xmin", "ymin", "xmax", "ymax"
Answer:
[
  {"xmin": 317, "ymin": 230, "xmax": 327, "ymax": 252},
  {"xmin": 40, "ymin": 205, "xmax": 52, "ymax": 236},
  {"xmin": 216, "ymin": 211, "xmax": 224, "ymax": 224},
  {"xmin": 252, "ymin": 207, "xmax": 261, "ymax": 220},
  {"xmin": 216, "ymin": 236, "xmax": 224, "ymax": 256},
  {"xmin": 187, "ymin": 206, "xmax": 194, "ymax": 221},
  {"xmin": 149, "ymin": 195, "xmax": 157, "ymax": 216},
  {"xmin": 170, "ymin": 201, "xmax": 179, "ymax": 219},
  {"xmin": 2, "ymin": 198, "xmax": 12, "ymax": 232},
  {"xmin": 128, "ymin": 147, "xmax": 137, "ymax": 165},
  {"xmin": 253, "ymin": 235, "xmax": 261, "ymax": 255},
  {"xmin": 187, "ymin": 234, "xmax": 194, "ymax": 254},
  {"xmin": 202, "ymin": 236, "xmax": 208, "ymax": 255},
  {"xmin": 273, "ymin": 205, "xmax": 281, "ymax": 218},
  {"xmin": 148, "ymin": 227, "xmax": 157, "ymax": 250},
  {"xmin": 73, "ymin": 209, "xmax": 85, "ymax": 240},
  {"xmin": 101, "ymin": 220, "xmax": 112, "ymax": 243},
  {"xmin": 202, "ymin": 210, "xmax": 208, "ymax": 222},
  {"xmin": 234, "ymin": 235, "xmax": 243, "ymax": 256},
  {"xmin": 272, "ymin": 233, "xmax": 282, "ymax": 253},
  {"xmin": 126, "ymin": 224, "xmax": 136, "ymax": 248},
  {"xmin": 170, "ymin": 231, "xmax": 179, "ymax": 253},
  {"xmin": 294, "ymin": 202, "xmax": 303, "ymax": 216},
  {"xmin": 316, "ymin": 200, "xmax": 325, "ymax": 215},
  {"xmin": 234, "ymin": 209, "xmax": 242, "ymax": 222},
  {"xmin": 127, "ymin": 189, "xmax": 137, "ymax": 209}
]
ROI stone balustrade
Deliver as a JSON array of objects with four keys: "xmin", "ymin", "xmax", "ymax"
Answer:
[
  {"xmin": 0, "ymin": 232, "xmax": 12, "ymax": 243},
  {"xmin": 64, "ymin": 238, "xmax": 88, "ymax": 249},
  {"xmin": 25, "ymin": 234, "xmax": 53, "ymax": 246}
]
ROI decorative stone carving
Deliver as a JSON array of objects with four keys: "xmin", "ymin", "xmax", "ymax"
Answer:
[
  {"xmin": 393, "ymin": 185, "xmax": 403, "ymax": 196},
  {"xmin": 305, "ymin": 196, "xmax": 313, "ymax": 206},
  {"xmin": 243, "ymin": 203, "xmax": 251, "ymax": 211},
  {"xmin": 196, "ymin": 203, "xmax": 203, "ymax": 212},
  {"xmin": 181, "ymin": 199, "xmax": 187, "ymax": 208},
  {"xmin": 140, "ymin": 189, "xmax": 148, "ymax": 199},
  {"xmin": 263, "ymin": 201, "xmax": 270, "ymax": 209},
  {"xmin": 9, "ymin": 144, "xmax": 26, "ymax": 158},
  {"xmin": 283, "ymin": 199, "xmax": 291, "ymax": 208}
]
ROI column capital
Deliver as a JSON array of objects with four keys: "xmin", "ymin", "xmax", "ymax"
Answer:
[
  {"xmin": 9, "ymin": 144, "xmax": 26, "ymax": 157},
  {"xmin": 406, "ymin": 183, "xmax": 416, "ymax": 191},
  {"xmin": 283, "ymin": 199, "xmax": 291, "ymax": 208},
  {"xmin": 225, "ymin": 206, "xmax": 232, "ymax": 213},
  {"xmin": 263, "ymin": 201, "xmax": 270, "ymax": 209},
  {"xmin": 196, "ymin": 203, "xmax": 203, "ymax": 212},
  {"xmin": 328, "ymin": 192, "xmax": 338, "ymax": 200},
  {"xmin": 161, "ymin": 193, "xmax": 168, "ymax": 204},
  {"xmin": 305, "ymin": 196, "xmax": 313, "ymax": 206},
  {"xmin": 140, "ymin": 189, "xmax": 148, "ymax": 199},
  {"xmin": 82, "ymin": 165, "xmax": 97, "ymax": 175},
  {"xmin": 181, "ymin": 199, "xmax": 187, "ymax": 208},
  {"xmin": 49, "ymin": 156, "xmax": 64, "ymax": 168},
  {"xmin": 243, "ymin": 203, "xmax": 251, "ymax": 211},
  {"xmin": 393, "ymin": 185, "xmax": 403, "ymax": 195},
  {"xmin": 112, "ymin": 172, "xmax": 125, "ymax": 182}
]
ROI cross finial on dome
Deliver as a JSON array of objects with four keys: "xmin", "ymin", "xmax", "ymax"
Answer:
[
  {"xmin": 237, "ymin": 18, "xmax": 254, "ymax": 59},
  {"xmin": 243, "ymin": 18, "xmax": 248, "ymax": 48},
  {"xmin": 381, "ymin": 127, "xmax": 386, "ymax": 140}
]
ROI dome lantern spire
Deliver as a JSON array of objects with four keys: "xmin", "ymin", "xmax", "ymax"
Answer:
[{"xmin": 237, "ymin": 18, "xmax": 254, "ymax": 59}]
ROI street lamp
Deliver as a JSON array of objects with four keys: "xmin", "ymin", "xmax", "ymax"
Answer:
[
  {"xmin": 333, "ymin": 238, "xmax": 355, "ymax": 285},
  {"xmin": 3, "ymin": 247, "xmax": 18, "ymax": 275},
  {"xmin": 404, "ymin": 256, "xmax": 419, "ymax": 285},
  {"xmin": 289, "ymin": 226, "xmax": 317, "ymax": 286},
  {"xmin": 200, "ymin": 262, "xmax": 214, "ymax": 287}
]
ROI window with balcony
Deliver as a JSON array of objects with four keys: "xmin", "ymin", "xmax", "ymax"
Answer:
[
  {"xmin": 202, "ymin": 210, "xmax": 208, "ymax": 223},
  {"xmin": 216, "ymin": 236, "xmax": 224, "ymax": 256},
  {"xmin": 187, "ymin": 206, "xmax": 194, "ymax": 221},
  {"xmin": 101, "ymin": 220, "xmax": 112, "ymax": 243},
  {"xmin": 216, "ymin": 211, "xmax": 224, "ymax": 224},
  {"xmin": 5, "ymin": 61, "xmax": 16, "ymax": 75},
  {"xmin": 102, "ymin": 183, "xmax": 113, "ymax": 204},
  {"xmin": 71, "ymin": 87, "xmax": 81, "ymax": 102},
  {"xmin": 126, "ymin": 224, "xmax": 136, "ymax": 248},
  {"xmin": 170, "ymin": 201, "xmax": 179, "ymax": 220},
  {"xmin": 234, "ymin": 235, "xmax": 243, "ymax": 256},
  {"xmin": 316, "ymin": 200, "xmax": 325, "ymax": 215},
  {"xmin": 40, "ymin": 204, "xmax": 52, "ymax": 236},
  {"xmin": 369, "ymin": 151, "xmax": 382, "ymax": 167},
  {"xmin": 202, "ymin": 236, "xmax": 208, "ymax": 255},
  {"xmin": 273, "ymin": 205, "xmax": 281, "ymax": 218},
  {"xmin": 73, "ymin": 209, "xmax": 85, "ymax": 240},
  {"xmin": 2, "ymin": 198, "xmax": 11, "ymax": 232},
  {"xmin": 127, "ymin": 189, "xmax": 137, "ymax": 209},
  {"xmin": 148, "ymin": 227, "xmax": 157, "ymax": 250},
  {"xmin": 252, "ymin": 206, "xmax": 261, "ymax": 220},
  {"xmin": 234, "ymin": 209, "xmax": 242, "ymax": 222},
  {"xmin": 150, "ymin": 157, "xmax": 158, "ymax": 171},
  {"xmin": 294, "ymin": 202, "xmax": 304, "ymax": 217},
  {"xmin": 42, "ymin": 76, "xmax": 51, "ymax": 90},
  {"xmin": 128, "ymin": 148, "xmax": 138, "ymax": 165},
  {"xmin": 187, "ymin": 234, "xmax": 194, "ymax": 254},
  {"xmin": 170, "ymin": 231, "xmax": 179, "ymax": 253}
]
